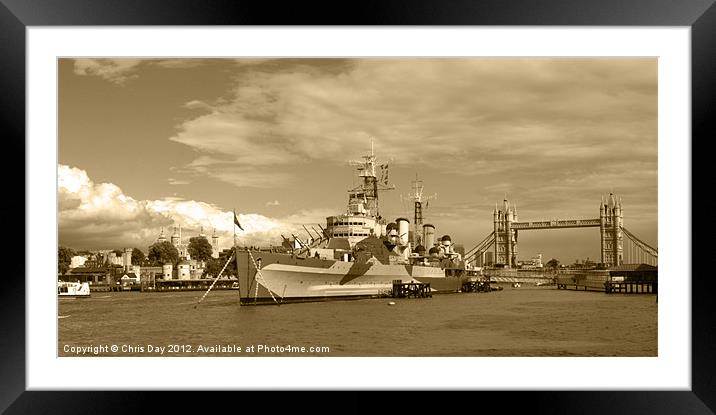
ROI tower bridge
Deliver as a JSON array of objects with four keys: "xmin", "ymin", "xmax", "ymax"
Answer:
[{"xmin": 465, "ymin": 193, "xmax": 657, "ymax": 268}]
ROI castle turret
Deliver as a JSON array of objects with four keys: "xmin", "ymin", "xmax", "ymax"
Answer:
[
  {"xmin": 177, "ymin": 260, "xmax": 191, "ymax": 280},
  {"xmin": 157, "ymin": 227, "xmax": 167, "ymax": 243},
  {"xmin": 171, "ymin": 226, "xmax": 180, "ymax": 246},
  {"xmin": 211, "ymin": 228, "xmax": 219, "ymax": 259},
  {"xmin": 123, "ymin": 248, "xmax": 133, "ymax": 272},
  {"xmin": 162, "ymin": 263, "xmax": 173, "ymax": 280}
]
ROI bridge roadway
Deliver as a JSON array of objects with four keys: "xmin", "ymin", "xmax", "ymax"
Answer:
[{"xmin": 512, "ymin": 218, "xmax": 601, "ymax": 230}]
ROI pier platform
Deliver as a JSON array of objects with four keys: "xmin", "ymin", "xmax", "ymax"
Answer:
[
  {"xmin": 604, "ymin": 280, "xmax": 657, "ymax": 294},
  {"xmin": 556, "ymin": 264, "xmax": 657, "ymax": 294},
  {"xmin": 141, "ymin": 279, "xmax": 240, "ymax": 292},
  {"xmin": 391, "ymin": 280, "xmax": 432, "ymax": 298},
  {"xmin": 461, "ymin": 279, "xmax": 492, "ymax": 293},
  {"xmin": 88, "ymin": 284, "xmax": 123, "ymax": 292}
]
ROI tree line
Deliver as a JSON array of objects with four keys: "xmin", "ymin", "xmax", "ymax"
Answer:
[{"xmin": 58, "ymin": 236, "xmax": 235, "ymax": 277}]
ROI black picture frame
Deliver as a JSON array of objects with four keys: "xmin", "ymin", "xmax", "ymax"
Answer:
[{"xmin": 2, "ymin": 0, "xmax": 711, "ymax": 413}]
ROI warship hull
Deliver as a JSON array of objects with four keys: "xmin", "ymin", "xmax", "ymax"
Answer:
[{"xmin": 236, "ymin": 250, "xmax": 466, "ymax": 304}]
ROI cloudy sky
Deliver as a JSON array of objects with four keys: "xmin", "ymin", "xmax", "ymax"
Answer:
[{"xmin": 58, "ymin": 58, "xmax": 657, "ymax": 263}]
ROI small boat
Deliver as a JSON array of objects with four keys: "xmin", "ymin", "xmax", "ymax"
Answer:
[
  {"xmin": 512, "ymin": 282, "xmax": 521, "ymax": 288},
  {"xmin": 58, "ymin": 280, "xmax": 91, "ymax": 298}
]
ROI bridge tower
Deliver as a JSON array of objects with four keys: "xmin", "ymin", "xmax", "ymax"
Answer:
[
  {"xmin": 472, "ymin": 192, "xmax": 640, "ymax": 271},
  {"xmin": 494, "ymin": 198, "xmax": 518, "ymax": 268},
  {"xmin": 600, "ymin": 193, "xmax": 623, "ymax": 267}
]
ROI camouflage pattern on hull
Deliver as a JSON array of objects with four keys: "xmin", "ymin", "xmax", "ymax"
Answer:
[{"xmin": 236, "ymin": 250, "xmax": 465, "ymax": 304}]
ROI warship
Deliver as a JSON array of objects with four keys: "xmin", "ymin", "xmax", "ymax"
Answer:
[{"xmin": 235, "ymin": 142, "xmax": 479, "ymax": 304}]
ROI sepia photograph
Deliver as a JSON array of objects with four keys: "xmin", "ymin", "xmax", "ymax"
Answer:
[
  {"xmin": 57, "ymin": 57, "xmax": 658, "ymax": 357},
  {"xmin": 0, "ymin": 0, "xmax": 706, "ymax": 409}
]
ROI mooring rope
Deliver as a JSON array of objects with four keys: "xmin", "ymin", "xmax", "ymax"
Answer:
[
  {"xmin": 195, "ymin": 250, "xmax": 236, "ymax": 308},
  {"xmin": 247, "ymin": 249, "xmax": 280, "ymax": 305}
]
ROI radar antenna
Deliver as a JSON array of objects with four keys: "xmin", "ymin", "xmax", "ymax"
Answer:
[
  {"xmin": 347, "ymin": 138, "xmax": 394, "ymax": 217},
  {"xmin": 401, "ymin": 173, "xmax": 436, "ymax": 246}
]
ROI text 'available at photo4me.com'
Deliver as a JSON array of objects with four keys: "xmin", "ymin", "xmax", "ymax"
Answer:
[{"xmin": 62, "ymin": 343, "xmax": 331, "ymax": 356}]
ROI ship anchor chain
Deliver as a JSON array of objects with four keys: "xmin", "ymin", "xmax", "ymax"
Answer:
[
  {"xmin": 248, "ymin": 249, "xmax": 281, "ymax": 306},
  {"xmin": 194, "ymin": 249, "xmax": 236, "ymax": 308}
]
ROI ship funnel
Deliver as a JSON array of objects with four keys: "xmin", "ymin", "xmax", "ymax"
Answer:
[
  {"xmin": 423, "ymin": 224, "xmax": 435, "ymax": 249},
  {"xmin": 396, "ymin": 218, "xmax": 410, "ymax": 246}
]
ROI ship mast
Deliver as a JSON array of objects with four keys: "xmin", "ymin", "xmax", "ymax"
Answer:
[
  {"xmin": 348, "ymin": 138, "xmax": 394, "ymax": 218},
  {"xmin": 405, "ymin": 174, "xmax": 436, "ymax": 246}
]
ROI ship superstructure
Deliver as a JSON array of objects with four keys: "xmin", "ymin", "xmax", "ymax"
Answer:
[
  {"xmin": 235, "ymin": 140, "xmax": 480, "ymax": 304},
  {"xmin": 324, "ymin": 140, "xmax": 394, "ymax": 247}
]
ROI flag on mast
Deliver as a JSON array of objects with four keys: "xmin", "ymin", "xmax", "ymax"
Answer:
[{"xmin": 233, "ymin": 210, "xmax": 244, "ymax": 231}]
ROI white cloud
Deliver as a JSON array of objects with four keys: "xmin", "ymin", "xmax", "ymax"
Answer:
[
  {"xmin": 72, "ymin": 58, "xmax": 272, "ymax": 85},
  {"xmin": 73, "ymin": 59, "xmax": 143, "ymax": 85},
  {"xmin": 183, "ymin": 100, "xmax": 212, "ymax": 110},
  {"xmin": 168, "ymin": 59, "xmax": 657, "ymax": 189},
  {"xmin": 153, "ymin": 59, "xmax": 205, "ymax": 69},
  {"xmin": 58, "ymin": 165, "xmax": 322, "ymax": 251}
]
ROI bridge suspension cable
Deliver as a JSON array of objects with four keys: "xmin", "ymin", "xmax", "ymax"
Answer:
[
  {"xmin": 621, "ymin": 226, "xmax": 658, "ymax": 266},
  {"xmin": 464, "ymin": 231, "xmax": 496, "ymax": 263}
]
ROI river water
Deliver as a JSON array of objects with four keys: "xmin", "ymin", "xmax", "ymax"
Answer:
[{"xmin": 58, "ymin": 285, "xmax": 657, "ymax": 357}]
